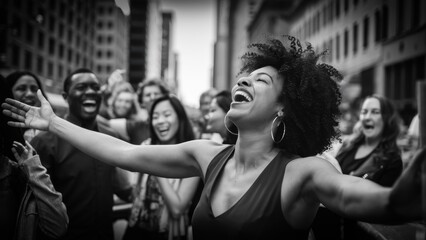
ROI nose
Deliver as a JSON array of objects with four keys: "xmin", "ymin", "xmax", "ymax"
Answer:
[
  {"xmin": 25, "ymin": 88, "xmax": 36, "ymax": 97},
  {"xmin": 237, "ymin": 76, "xmax": 251, "ymax": 87}
]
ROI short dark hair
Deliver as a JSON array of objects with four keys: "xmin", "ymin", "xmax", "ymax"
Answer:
[
  {"xmin": 63, "ymin": 68, "xmax": 96, "ymax": 93},
  {"xmin": 240, "ymin": 35, "xmax": 343, "ymax": 157},
  {"xmin": 149, "ymin": 94, "xmax": 195, "ymax": 145}
]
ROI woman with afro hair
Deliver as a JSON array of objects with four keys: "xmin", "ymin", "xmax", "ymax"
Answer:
[{"xmin": 3, "ymin": 36, "xmax": 425, "ymax": 240}]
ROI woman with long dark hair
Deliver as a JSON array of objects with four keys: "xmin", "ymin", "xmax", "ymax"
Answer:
[{"xmin": 123, "ymin": 95, "xmax": 199, "ymax": 240}]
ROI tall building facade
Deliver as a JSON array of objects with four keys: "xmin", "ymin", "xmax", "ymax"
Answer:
[
  {"xmin": 213, "ymin": 0, "xmax": 266, "ymax": 91},
  {"xmin": 288, "ymin": 0, "xmax": 426, "ymax": 124},
  {"xmin": 214, "ymin": 0, "xmax": 426, "ymax": 125},
  {"xmin": 0, "ymin": 0, "xmax": 98, "ymax": 93},
  {"xmin": 95, "ymin": 0, "xmax": 129, "ymax": 82},
  {"xmin": 0, "ymin": 0, "xmax": 130, "ymax": 93}
]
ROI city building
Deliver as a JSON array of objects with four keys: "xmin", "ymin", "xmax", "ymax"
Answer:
[
  {"xmin": 0, "ymin": 0, "xmax": 130, "ymax": 106},
  {"xmin": 214, "ymin": 0, "xmax": 426, "ymax": 125},
  {"xmin": 95, "ymin": 0, "xmax": 129, "ymax": 83}
]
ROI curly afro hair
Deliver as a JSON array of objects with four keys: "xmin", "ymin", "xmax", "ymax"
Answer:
[{"xmin": 239, "ymin": 35, "xmax": 343, "ymax": 157}]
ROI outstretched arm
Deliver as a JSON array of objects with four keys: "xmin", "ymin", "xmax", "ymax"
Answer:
[
  {"xmin": 306, "ymin": 149, "xmax": 425, "ymax": 223},
  {"xmin": 2, "ymin": 90, "xmax": 201, "ymax": 178}
]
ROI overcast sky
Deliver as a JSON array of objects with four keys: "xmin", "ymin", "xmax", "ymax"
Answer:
[{"xmin": 116, "ymin": 0, "xmax": 216, "ymax": 108}]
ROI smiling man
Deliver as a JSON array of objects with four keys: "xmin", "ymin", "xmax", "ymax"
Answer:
[{"xmin": 30, "ymin": 68, "xmax": 131, "ymax": 240}]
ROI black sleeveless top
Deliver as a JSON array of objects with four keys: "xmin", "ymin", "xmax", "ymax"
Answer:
[{"xmin": 192, "ymin": 146, "xmax": 309, "ymax": 240}]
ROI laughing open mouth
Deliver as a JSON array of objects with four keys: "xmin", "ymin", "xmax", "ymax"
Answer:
[
  {"xmin": 234, "ymin": 90, "xmax": 253, "ymax": 103},
  {"xmin": 82, "ymin": 100, "xmax": 98, "ymax": 113}
]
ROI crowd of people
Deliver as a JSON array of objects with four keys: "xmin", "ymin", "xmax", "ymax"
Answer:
[{"xmin": 1, "ymin": 35, "xmax": 425, "ymax": 240}]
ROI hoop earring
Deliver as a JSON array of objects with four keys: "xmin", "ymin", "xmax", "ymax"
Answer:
[
  {"xmin": 271, "ymin": 111, "xmax": 285, "ymax": 143},
  {"xmin": 224, "ymin": 116, "xmax": 238, "ymax": 136}
]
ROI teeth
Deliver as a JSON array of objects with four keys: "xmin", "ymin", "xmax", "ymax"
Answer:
[
  {"xmin": 234, "ymin": 90, "xmax": 253, "ymax": 102},
  {"xmin": 83, "ymin": 100, "xmax": 96, "ymax": 105}
]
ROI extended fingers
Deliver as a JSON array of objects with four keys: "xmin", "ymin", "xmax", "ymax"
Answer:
[
  {"xmin": 2, "ymin": 109, "xmax": 27, "ymax": 122},
  {"xmin": 4, "ymin": 98, "xmax": 31, "ymax": 111}
]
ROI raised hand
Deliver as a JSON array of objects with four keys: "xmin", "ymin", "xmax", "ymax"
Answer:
[
  {"xmin": 1, "ymin": 90, "xmax": 56, "ymax": 131},
  {"xmin": 388, "ymin": 147, "xmax": 426, "ymax": 220},
  {"xmin": 12, "ymin": 141, "xmax": 36, "ymax": 164}
]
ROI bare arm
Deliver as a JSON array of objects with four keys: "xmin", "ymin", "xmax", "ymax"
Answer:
[
  {"xmin": 306, "ymin": 150, "xmax": 425, "ymax": 224},
  {"xmin": 2, "ymin": 91, "xmax": 205, "ymax": 178},
  {"xmin": 156, "ymin": 177, "xmax": 200, "ymax": 219}
]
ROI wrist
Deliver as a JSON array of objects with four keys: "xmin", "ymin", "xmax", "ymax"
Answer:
[{"xmin": 48, "ymin": 115, "xmax": 59, "ymax": 132}]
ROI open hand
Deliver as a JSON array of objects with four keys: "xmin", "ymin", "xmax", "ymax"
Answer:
[
  {"xmin": 12, "ymin": 141, "xmax": 36, "ymax": 164},
  {"xmin": 1, "ymin": 90, "xmax": 55, "ymax": 131}
]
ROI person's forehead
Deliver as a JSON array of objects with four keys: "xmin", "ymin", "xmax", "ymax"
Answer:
[
  {"xmin": 363, "ymin": 98, "xmax": 381, "ymax": 108},
  {"xmin": 144, "ymin": 85, "xmax": 161, "ymax": 93},
  {"xmin": 153, "ymin": 100, "xmax": 174, "ymax": 112},
  {"xmin": 14, "ymin": 75, "xmax": 37, "ymax": 85},
  {"xmin": 70, "ymin": 73, "xmax": 99, "ymax": 85},
  {"xmin": 117, "ymin": 91, "xmax": 133, "ymax": 99}
]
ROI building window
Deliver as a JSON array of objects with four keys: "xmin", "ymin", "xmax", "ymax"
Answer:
[
  {"xmin": 97, "ymin": 50, "xmax": 102, "ymax": 58},
  {"xmin": 106, "ymin": 65, "xmax": 112, "ymax": 73},
  {"xmin": 49, "ymin": 15, "xmax": 55, "ymax": 32},
  {"xmin": 335, "ymin": 0, "xmax": 340, "ymax": 18},
  {"xmin": 353, "ymin": 23, "xmax": 358, "ymax": 54},
  {"xmin": 344, "ymin": 29, "xmax": 348, "ymax": 57},
  {"xmin": 12, "ymin": 16, "xmax": 21, "ymax": 37},
  {"xmin": 344, "ymin": 0, "xmax": 349, "ymax": 13},
  {"xmin": 374, "ymin": 10, "xmax": 381, "ymax": 42},
  {"xmin": 106, "ymin": 50, "xmax": 112, "ymax": 58},
  {"xmin": 59, "ymin": 24, "xmax": 64, "ymax": 38},
  {"xmin": 98, "ymin": 6, "xmax": 104, "ymax": 15},
  {"xmin": 382, "ymin": 5, "xmax": 388, "ymax": 39},
  {"xmin": 49, "ymin": 0, "xmax": 56, "ymax": 11},
  {"xmin": 49, "ymin": 37, "xmax": 55, "ymax": 55},
  {"xmin": 76, "ymin": 35, "xmax": 80, "ymax": 47},
  {"xmin": 25, "ymin": 50, "xmax": 32, "ymax": 70},
  {"xmin": 97, "ymin": 21, "xmax": 103, "ymax": 29},
  {"xmin": 37, "ymin": 55, "xmax": 44, "ymax": 74},
  {"xmin": 107, "ymin": 35, "xmax": 113, "ymax": 43},
  {"xmin": 68, "ymin": 48, "xmax": 73, "ymax": 62},
  {"xmin": 363, "ymin": 16, "xmax": 369, "ymax": 49},
  {"xmin": 336, "ymin": 34, "xmax": 340, "ymax": 61},
  {"xmin": 396, "ymin": 0, "xmax": 404, "ymax": 34},
  {"xmin": 48, "ymin": 61, "xmax": 53, "ymax": 76},
  {"xmin": 107, "ymin": 21, "xmax": 113, "ymax": 29},
  {"xmin": 412, "ymin": 0, "xmax": 420, "ymax": 28},
  {"xmin": 26, "ymin": 23, "xmax": 33, "ymax": 43},
  {"xmin": 68, "ymin": 10, "xmax": 74, "ymax": 25},
  {"xmin": 59, "ymin": 44, "xmax": 64, "ymax": 59},
  {"xmin": 323, "ymin": 5, "xmax": 327, "ymax": 27},
  {"xmin": 60, "ymin": 2, "xmax": 66, "ymax": 16},
  {"xmin": 58, "ymin": 64, "xmax": 63, "ymax": 79},
  {"xmin": 97, "ymin": 65, "xmax": 102, "ymax": 73},
  {"xmin": 97, "ymin": 35, "xmax": 103, "ymax": 44},
  {"xmin": 328, "ymin": 38, "xmax": 333, "ymax": 62},
  {"xmin": 68, "ymin": 29, "xmax": 73, "ymax": 43},
  {"xmin": 12, "ymin": 44, "xmax": 20, "ymax": 67},
  {"xmin": 38, "ymin": 31, "xmax": 45, "ymax": 49}
]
